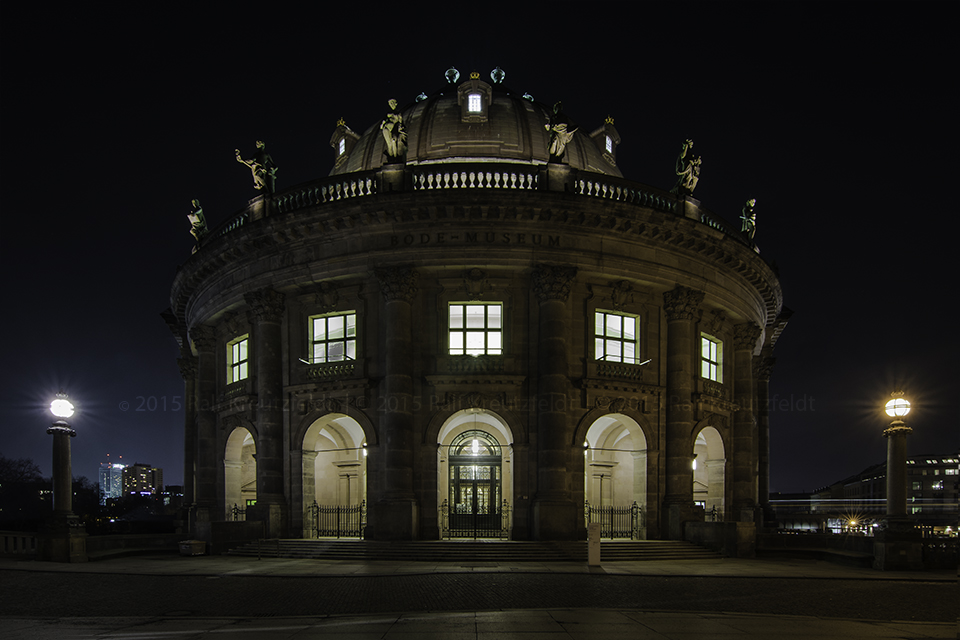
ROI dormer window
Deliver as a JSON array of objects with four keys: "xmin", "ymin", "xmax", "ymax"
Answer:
[
  {"xmin": 605, "ymin": 135, "xmax": 613, "ymax": 154},
  {"xmin": 457, "ymin": 78, "xmax": 492, "ymax": 123},
  {"xmin": 590, "ymin": 117, "xmax": 620, "ymax": 166},
  {"xmin": 339, "ymin": 138, "xmax": 346, "ymax": 156}
]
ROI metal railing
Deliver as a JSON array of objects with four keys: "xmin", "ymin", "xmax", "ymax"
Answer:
[
  {"xmin": 584, "ymin": 501, "xmax": 643, "ymax": 539},
  {"xmin": 231, "ymin": 504, "xmax": 246, "ymax": 521},
  {"xmin": 306, "ymin": 500, "xmax": 366, "ymax": 538},
  {"xmin": 440, "ymin": 498, "xmax": 510, "ymax": 540}
]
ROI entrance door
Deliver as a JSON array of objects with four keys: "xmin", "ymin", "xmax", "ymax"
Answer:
[{"xmin": 448, "ymin": 430, "xmax": 502, "ymax": 538}]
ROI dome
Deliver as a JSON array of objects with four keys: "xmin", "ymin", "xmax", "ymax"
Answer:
[{"xmin": 330, "ymin": 74, "xmax": 622, "ymax": 178}]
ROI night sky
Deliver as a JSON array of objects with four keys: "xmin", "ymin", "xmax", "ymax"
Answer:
[{"xmin": 2, "ymin": 4, "xmax": 955, "ymax": 494}]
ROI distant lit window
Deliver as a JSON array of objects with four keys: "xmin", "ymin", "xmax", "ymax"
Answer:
[
  {"xmin": 701, "ymin": 334, "xmax": 722, "ymax": 382},
  {"xmin": 339, "ymin": 138, "xmax": 346, "ymax": 155},
  {"xmin": 227, "ymin": 335, "xmax": 249, "ymax": 384},
  {"xmin": 449, "ymin": 303, "xmax": 502, "ymax": 356},
  {"xmin": 595, "ymin": 310, "xmax": 640, "ymax": 364},
  {"xmin": 911, "ymin": 506, "xmax": 922, "ymax": 514},
  {"xmin": 468, "ymin": 93, "xmax": 482, "ymax": 113},
  {"xmin": 932, "ymin": 481, "xmax": 944, "ymax": 490},
  {"xmin": 945, "ymin": 468, "xmax": 958, "ymax": 475},
  {"xmin": 605, "ymin": 135, "xmax": 613, "ymax": 153},
  {"xmin": 911, "ymin": 481, "xmax": 922, "ymax": 490},
  {"xmin": 310, "ymin": 312, "xmax": 357, "ymax": 363}
]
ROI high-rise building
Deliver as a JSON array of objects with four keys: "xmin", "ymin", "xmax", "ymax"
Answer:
[
  {"xmin": 98, "ymin": 456, "xmax": 126, "ymax": 505},
  {"xmin": 121, "ymin": 463, "xmax": 163, "ymax": 496}
]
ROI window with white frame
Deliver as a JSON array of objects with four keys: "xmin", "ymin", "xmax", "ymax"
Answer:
[
  {"xmin": 227, "ymin": 335, "xmax": 249, "ymax": 384},
  {"xmin": 449, "ymin": 303, "xmax": 502, "ymax": 356},
  {"xmin": 338, "ymin": 138, "xmax": 346, "ymax": 155},
  {"xmin": 701, "ymin": 334, "xmax": 722, "ymax": 382},
  {"xmin": 309, "ymin": 312, "xmax": 357, "ymax": 363},
  {"xmin": 594, "ymin": 310, "xmax": 639, "ymax": 364},
  {"xmin": 605, "ymin": 135, "xmax": 613, "ymax": 153},
  {"xmin": 468, "ymin": 93, "xmax": 482, "ymax": 113}
]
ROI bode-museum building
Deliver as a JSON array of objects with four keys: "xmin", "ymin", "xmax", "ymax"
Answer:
[{"xmin": 167, "ymin": 67, "xmax": 789, "ymax": 544}]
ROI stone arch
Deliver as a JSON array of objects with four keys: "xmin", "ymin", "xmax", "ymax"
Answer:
[
  {"xmin": 582, "ymin": 413, "xmax": 647, "ymax": 508},
  {"xmin": 224, "ymin": 425, "xmax": 257, "ymax": 519},
  {"xmin": 434, "ymin": 408, "xmax": 516, "ymax": 538},
  {"xmin": 692, "ymin": 423, "xmax": 726, "ymax": 516}
]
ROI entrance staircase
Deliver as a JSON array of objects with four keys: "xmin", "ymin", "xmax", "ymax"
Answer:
[{"xmin": 226, "ymin": 539, "xmax": 722, "ymax": 562}]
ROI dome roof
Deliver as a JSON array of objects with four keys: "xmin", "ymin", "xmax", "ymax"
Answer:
[{"xmin": 330, "ymin": 74, "xmax": 622, "ymax": 178}]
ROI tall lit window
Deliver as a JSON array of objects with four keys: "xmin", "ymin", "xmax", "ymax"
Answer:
[
  {"xmin": 338, "ymin": 138, "xmax": 346, "ymax": 155},
  {"xmin": 310, "ymin": 312, "xmax": 356, "ymax": 363},
  {"xmin": 605, "ymin": 135, "xmax": 613, "ymax": 153},
  {"xmin": 449, "ymin": 303, "xmax": 502, "ymax": 356},
  {"xmin": 595, "ymin": 310, "xmax": 639, "ymax": 363},
  {"xmin": 468, "ymin": 93, "xmax": 482, "ymax": 113},
  {"xmin": 227, "ymin": 335, "xmax": 249, "ymax": 384},
  {"xmin": 701, "ymin": 334, "xmax": 722, "ymax": 382}
]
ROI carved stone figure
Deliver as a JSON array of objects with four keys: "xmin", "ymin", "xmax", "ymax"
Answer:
[
  {"xmin": 235, "ymin": 141, "xmax": 278, "ymax": 193},
  {"xmin": 740, "ymin": 198, "xmax": 757, "ymax": 240},
  {"xmin": 187, "ymin": 199, "xmax": 207, "ymax": 251},
  {"xmin": 380, "ymin": 98, "xmax": 407, "ymax": 162},
  {"xmin": 545, "ymin": 101, "xmax": 577, "ymax": 162},
  {"xmin": 671, "ymin": 139, "xmax": 701, "ymax": 196}
]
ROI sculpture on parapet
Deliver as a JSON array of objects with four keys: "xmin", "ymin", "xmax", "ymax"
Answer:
[
  {"xmin": 235, "ymin": 140, "xmax": 278, "ymax": 194},
  {"xmin": 740, "ymin": 198, "xmax": 757, "ymax": 240},
  {"xmin": 670, "ymin": 139, "xmax": 701, "ymax": 196},
  {"xmin": 545, "ymin": 101, "xmax": 577, "ymax": 163},
  {"xmin": 380, "ymin": 98, "xmax": 407, "ymax": 163},
  {"xmin": 187, "ymin": 199, "xmax": 207, "ymax": 252}
]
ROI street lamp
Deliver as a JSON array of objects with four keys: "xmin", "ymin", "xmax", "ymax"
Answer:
[
  {"xmin": 48, "ymin": 390, "xmax": 77, "ymax": 516},
  {"xmin": 882, "ymin": 391, "xmax": 912, "ymax": 520},
  {"xmin": 38, "ymin": 390, "xmax": 87, "ymax": 562}
]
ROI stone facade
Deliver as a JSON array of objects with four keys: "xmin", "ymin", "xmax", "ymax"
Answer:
[{"xmin": 168, "ymin": 72, "xmax": 787, "ymax": 542}]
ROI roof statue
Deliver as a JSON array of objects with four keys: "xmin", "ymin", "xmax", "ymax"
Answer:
[
  {"xmin": 235, "ymin": 140, "xmax": 278, "ymax": 194},
  {"xmin": 490, "ymin": 66, "xmax": 505, "ymax": 84},
  {"xmin": 380, "ymin": 98, "xmax": 407, "ymax": 163},
  {"xmin": 740, "ymin": 198, "xmax": 757, "ymax": 241},
  {"xmin": 545, "ymin": 101, "xmax": 578, "ymax": 163},
  {"xmin": 670, "ymin": 139, "xmax": 701, "ymax": 196},
  {"xmin": 444, "ymin": 66, "xmax": 460, "ymax": 84},
  {"xmin": 187, "ymin": 199, "xmax": 207, "ymax": 253}
]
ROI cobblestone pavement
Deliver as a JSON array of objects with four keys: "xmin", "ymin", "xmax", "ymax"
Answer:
[{"xmin": 0, "ymin": 570, "xmax": 954, "ymax": 621}]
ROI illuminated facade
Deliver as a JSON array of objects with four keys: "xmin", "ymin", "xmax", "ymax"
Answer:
[
  {"xmin": 167, "ymin": 68, "xmax": 788, "ymax": 542},
  {"xmin": 98, "ymin": 461, "xmax": 126, "ymax": 505},
  {"xmin": 121, "ymin": 463, "xmax": 163, "ymax": 497}
]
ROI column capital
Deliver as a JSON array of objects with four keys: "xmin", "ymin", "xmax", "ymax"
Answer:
[
  {"xmin": 753, "ymin": 355, "xmax": 776, "ymax": 381},
  {"xmin": 177, "ymin": 352, "xmax": 198, "ymax": 380},
  {"xmin": 532, "ymin": 264, "xmax": 577, "ymax": 302},
  {"xmin": 734, "ymin": 321, "xmax": 762, "ymax": 351},
  {"xmin": 245, "ymin": 288, "xmax": 285, "ymax": 324},
  {"xmin": 189, "ymin": 324, "xmax": 216, "ymax": 352},
  {"xmin": 662, "ymin": 285, "xmax": 704, "ymax": 321},
  {"xmin": 375, "ymin": 266, "xmax": 419, "ymax": 302}
]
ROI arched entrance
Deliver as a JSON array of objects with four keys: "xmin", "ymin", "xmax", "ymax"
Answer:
[
  {"xmin": 437, "ymin": 409, "xmax": 514, "ymax": 539},
  {"xmin": 693, "ymin": 426, "xmax": 725, "ymax": 518},
  {"xmin": 224, "ymin": 427, "xmax": 256, "ymax": 520},
  {"xmin": 584, "ymin": 413, "xmax": 647, "ymax": 538},
  {"xmin": 301, "ymin": 413, "xmax": 367, "ymax": 537}
]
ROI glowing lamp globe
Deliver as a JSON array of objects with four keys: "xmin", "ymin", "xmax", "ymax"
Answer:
[
  {"xmin": 50, "ymin": 395, "xmax": 74, "ymax": 419},
  {"xmin": 884, "ymin": 395, "xmax": 911, "ymax": 418}
]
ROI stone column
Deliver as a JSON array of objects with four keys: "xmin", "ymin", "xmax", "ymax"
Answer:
[
  {"xmin": 372, "ymin": 266, "xmax": 419, "ymax": 539},
  {"xmin": 754, "ymin": 353, "xmax": 775, "ymax": 525},
  {"xmin": 662, "ymin": 285, "xmax": 703, "ymax": 540},
  {"xmin": 874, "ymin": 410, "xmax": 922, "ymax": 570},
  {"xmin": 531, "ymin": 265, "xmax": 577, "ymax": 540},
  {"xmin": 732, "ymin": 322, "xmax": 761, "ymax": 522},
  {"xmin": 245, "ymin": 288, "xmax": 287, "ymax": 537},
  {"xmin": 191, "ymin": 325, "xmax": 218, "ymax": 523},
  {"xmin": 301, "ymin": 450, "xmax": 318, "ymax": 537},
  {"xmin": 177, "ymin": 351, "xmax": 198, "ymax": 509}
]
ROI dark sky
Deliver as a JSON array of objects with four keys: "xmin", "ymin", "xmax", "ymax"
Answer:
[{"xmin": 1, "ymin": 4, "xmax": 955, "ymax": 493}]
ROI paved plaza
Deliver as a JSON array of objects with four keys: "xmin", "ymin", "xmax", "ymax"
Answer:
[{"xmin": 0, "ymin": 553, "xmax": 956, "ymax": 639}]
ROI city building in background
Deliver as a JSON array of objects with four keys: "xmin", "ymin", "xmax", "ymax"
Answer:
[
  {"xmin": 121, "ymin": 463, "xmax": 163, "ymax": 497},
  {"xmin": 770, "ymin": 452, "xmax": 960, "ymax": 535},
  {"xmin": 98, "ymin": 455, "xmax": 126, "ymax": 506}
]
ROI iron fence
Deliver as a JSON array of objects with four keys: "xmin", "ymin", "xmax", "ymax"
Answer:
[
  {"xmin": 306, "ymin": 501, "xmax": 366, "ymax": 538},
  {"xmin": 440, "ymin": 499, "xmax": 511, "ymax": 539},
  {"xmin": 584, "ymin": 501, "xmax": 643, "ymax": 539}
]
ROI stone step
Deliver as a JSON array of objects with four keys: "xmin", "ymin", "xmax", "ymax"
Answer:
[{"xmin": 226, "ymin": 539, "xmax": 722, "ymax": 562}]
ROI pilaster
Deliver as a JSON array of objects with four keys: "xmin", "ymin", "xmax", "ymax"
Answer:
[
  {"xmin": 190, "ymin": 325, "xmax": 218, "ymax": 522},
  {"xmin": 531, "ymin": 264, "xmax": 577, "ymax": 539},
  {"xmin": 732, "ymin": 322, "xmax": 761, "ymax": 521},
  {"xmin": 244, "ymin": 288, "xmax": 287, "ymax": 537},
  {"xmin": 177, "ymin": 351, "xmax": 198, "ymax": 508},
  {"xmin": 661, "ymin": 285, "xmax": 704, "ymax": 539},
  {"xmin": 754, "ymin": 353, "xmax": 775, "ymax": 524}
]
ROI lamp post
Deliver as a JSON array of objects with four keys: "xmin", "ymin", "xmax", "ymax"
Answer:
[
  {"xmin": 873, "ymin": 390, "xmax": 922, "ymax": 570},
  {"xmin": 39, "ymin": 390, "xmax": 87, "ymax": 562},
  {"xmin": 48, "ymin": 391, "xmax": 77, "ymax": 516}
]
